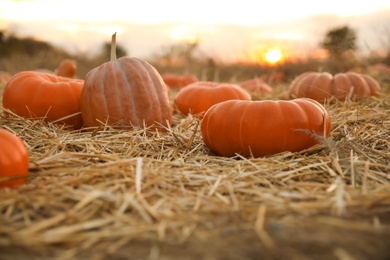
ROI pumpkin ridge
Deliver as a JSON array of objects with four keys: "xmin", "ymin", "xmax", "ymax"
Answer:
[
  {"xmin": 131, "ymin": 58, "xmax": 161, "ymax": 126},
  {"xmin": 289, "ymin": 73, "xmax": 305, "ymax": 98},
  {"xmin": 126, "ymin": 59, "xmax": 147, "ymax": 126},
  {"xmin": 348, "ymin": 72, "xmax": 370, "ymax": 97},
  {"xmin": 295, "ymin": 98, "xmax": 330, "ymax": 141},
  {"xmin": 113, "ymin": 60, "xmax": 136, "ymax": 125},
  {"xmin": 307, "ymin": 73, "xmax": 330, "ymax": 101},
  {"xmin": 127, "ymin": 57, "xmax": 171, "ymax": 128},
  {"xmin": 85, "ymin": 67, "xmax": 105, "ymax": 126},
  {"xmin": 136, "ymin": 58, "xmax": 167, "ymax": 124},
  {"xmin": 114, "ymin": 61, "xmax": 128, "ymax": 125},
  {"xmin": 111, "ymin": 62, "xmax": 131, "ymax": 126},
  {"xmin": 272, "ymin": 101, "xmax": 287, "ymax": 153},
  {"xmin": 201, "ymin": 103, "xmax": 214, "ymax": 151},
  {"xmin": 361, "ymin": 74, "xmax": 381, "ymax": 96},
  {"xmin": 291, "ymin": 100, "xmax": 319, "ymax": 147},
  {"xmin": 237, "ymin": 101, "xmax": 248, "ymax": 155},
  {"xmin": 97, "ymin": 66, "xmax": 110, "ymax": 125},
  {"xmin": 277, "ymin": 101, "xmax": 294, "ymax": 149}
]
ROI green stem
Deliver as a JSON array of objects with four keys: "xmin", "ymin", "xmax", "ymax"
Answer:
[{"xmin": 111, "ymin": 32, "xmax": 117, "ymax": 61}]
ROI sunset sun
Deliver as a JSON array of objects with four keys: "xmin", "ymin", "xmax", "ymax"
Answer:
[
  {"xmin": 248, "ymin": 46, "xmax": 286, "ymax": 65},
  {"xmin": 264, "ymin": 47, "xmax": 283, "ymax": 64}
]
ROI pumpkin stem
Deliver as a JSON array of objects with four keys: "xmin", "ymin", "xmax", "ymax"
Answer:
[{"xmin": 111, "ymin": 32, "xmax": 117, "ymax": 61}]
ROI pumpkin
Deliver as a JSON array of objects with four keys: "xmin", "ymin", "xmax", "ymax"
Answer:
[
  {"xmin": 80, "ymin": 33, "xmax": 172, "ymax": 131},
  {"xmin": 368, "ymin": 63, "xmax": 390, "ymax": 77},
  {"xmin": 201, "ymin": 98, "xmax": 331, "ymax": 158},
  {"xmin": 262, "ymin": 71, "xmax": 284, "ymax": 84},
  {"xmin": 57, "ymin": 59, "xmax": 77, "ymax": 78},
  {"xmin": 2, "ymin": 71, "xmax": 84, "ymax": 129},
  {"xmin": 174, "ymin": 81, "xmax": 252, "ymax": 117},
  {"xmin": 289, "ymin": 71, "xmax": 381, "ymax": 102},
  {"xmin": 162, "ymin": 73, "xmax": 198, "ymax": 88},
  {"xmin": 238, "ymin": 78, "xmax": 273, "ymax": 93},
  {"xmin": 0, "ymin": 128, "xmax": 29, "ymax": 188}
]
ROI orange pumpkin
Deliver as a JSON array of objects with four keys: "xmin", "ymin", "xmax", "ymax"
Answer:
[
  {"xmin": 289, "ymin": 71, "xmax": 381, "ymax": 101},
  {"xmin": 368, "ymin": 63, "xmax": 390, "ymax": 76},
  {"xmin": 262, "ymin": 71, "xmax": 284, "ymax": 84},
  {"xmin": 238, "ymin": 78, "xmax": 273, "ymax": 93},
  {"xmin": 80, "ymin": 33, "xmax": 172, "ymax": 131},
  {"xmin": 57, "ymin": 59, "xmax": 77, "ymax": 78},
  {"xmin": 0, "ymin": 128, "xmax": 29, "ymax": 188},
  {"xmin": 201, "ymin": 98, "xmax": 331, "ymax": 157},
  {"xmin": 2, "ymin": 71, "xmax": 84, "ymax": 129},
  {"xmin": 162, "ymin": 73, "xmax": 199, "ymax": 88},
  {"xmin": 174, "ymin": 81, "xmax": 252, "ymax": 117}
]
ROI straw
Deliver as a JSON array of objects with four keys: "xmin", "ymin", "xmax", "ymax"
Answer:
[{"xmin": 0, "ymin": 81, "xmax": 389, "ymax": 259}]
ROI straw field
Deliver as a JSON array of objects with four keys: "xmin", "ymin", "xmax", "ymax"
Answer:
[{"xmin": 0, "ymin": 77, "xmax": 390, "ymax": 260}]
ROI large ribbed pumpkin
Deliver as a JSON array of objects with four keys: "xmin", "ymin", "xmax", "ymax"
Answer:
[
  {"xmin": 201, "ymin": 98, "xmax": 331, "ymax": 158},
  {"xmin": 289, "ymin": 71, "xmax": 381, "ymax": 102},
  {"xmin": 80, "ymin": 33, "xmax": 172, "ymax": 130}
]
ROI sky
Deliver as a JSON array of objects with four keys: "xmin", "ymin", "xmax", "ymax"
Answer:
[{"xmin": 1, "ymin": 0, "xmax": 390, "ymax": 63}]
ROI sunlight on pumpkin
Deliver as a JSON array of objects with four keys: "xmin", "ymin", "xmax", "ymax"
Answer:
[{"xmin": 264, "ymin": 47, "xmax": 283, "ymax": 64}]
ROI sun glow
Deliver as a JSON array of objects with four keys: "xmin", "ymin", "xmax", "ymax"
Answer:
[
  {"xmin": 264, "ymin": 47, "xmax": 284, "ymax": 64},
  {"xmin": 248, "ymin": 46, "xmax": 286, "ymax": 65}
]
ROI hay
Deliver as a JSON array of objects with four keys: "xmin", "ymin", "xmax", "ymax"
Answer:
[{"xmin": 1, "ymin": 82, "xmax": 390, "ymax": 260}]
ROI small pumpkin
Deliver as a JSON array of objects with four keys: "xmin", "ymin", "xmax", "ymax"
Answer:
[
  {"xmin": 174, "ymin": 81, "xmax": 252, "ymax": 117},
  {"xmin": 2, "ymin": 71, "xmax": 84, "ymax": 129},
  {"xmin": 238, "ymin": 78, "xmax": 273, "ymax": 93},
  {"xmin": 368, "ymin": 63, "xmax": 390, "ymax": 77},
  {"xmin": 262, "ymin": 71, "xmax": 284, "ymax": 84},
  {"xmin": 201, "ymin": 98, "xmax": 331, "ymax": 157},
  {"xmin": 162, "ymin": 73, "xmax": 199, "ymax": 88},
  {"xmin": 57, "ymin": 59, "xmax": 77, "ymax": 78},
  {"xmin": 0, "ymin": 128, "xmax": 29, "ymax": 188},
  {"xmin": 80, "ymin": 33, "xmax": 172, "ymax": 131},
  {"xmin": 289, "ymin": 71, "xmax": 381, "ymax": 101}
]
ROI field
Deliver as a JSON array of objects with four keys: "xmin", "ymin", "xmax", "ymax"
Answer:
[{"xmin": 0, "ymin": 72, "xmax": 390, "ymax": 260}]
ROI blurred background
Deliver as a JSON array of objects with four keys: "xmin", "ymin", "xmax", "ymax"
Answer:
[{"xmin": 1, "ymin": 0, "xmax": 390, "ymax": 82}]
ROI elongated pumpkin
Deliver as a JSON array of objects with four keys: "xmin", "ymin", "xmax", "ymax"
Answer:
[
  {"xmin": 174, "ymin": 81, "xmax": 252, "ymax": 117},
  {"xmin": 2, "ymin": 71, "xmax": 84, "ymax": 129},
  {"xmin": 0, "ymin": 128, "xmax": 29, "ymax": 188},
  {"xmin": 80, "ymin": 33, "xmax": 172, "ymax": 130},
  {"xmin": 201, "ymin": 98, "xmax": 331, "ymax": 157},
  {"xmin": 289, "ymin": 71, "xmax": 381, "ymax": 101}
]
